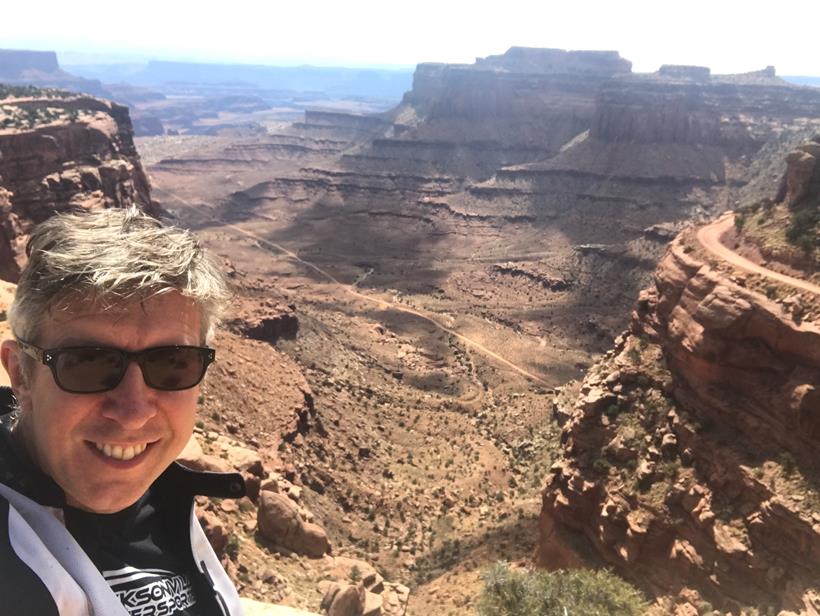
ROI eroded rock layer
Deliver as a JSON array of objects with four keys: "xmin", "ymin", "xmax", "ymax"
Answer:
[
  {"xmin": 538, "ymin": 229, "xmax": 820, "ymax": 613},
  {"xmin": 0, "ymin": 90, "xmax": 158, "ymax": 280},
  {"xmin": 378, "ymin": 48, "xmax": 632, "ymax": 178}
]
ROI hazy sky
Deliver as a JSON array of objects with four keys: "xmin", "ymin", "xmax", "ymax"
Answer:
[{"xmin": 4, "ymin": 0, "xmax": 819, "ymax": 75}]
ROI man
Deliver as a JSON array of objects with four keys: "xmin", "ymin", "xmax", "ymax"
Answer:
[{"xmin": 0, "ymin": 208, "xmax": 245, "ymax": 615}]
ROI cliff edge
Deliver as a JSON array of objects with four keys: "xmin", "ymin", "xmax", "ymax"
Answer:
[
  {"xmin": 0, "ymin": 85, "xmax": 159, "ymax": 280},
  {"xmin": 537, "ymin": 148, "xmax": 820, "ymax": 614}
]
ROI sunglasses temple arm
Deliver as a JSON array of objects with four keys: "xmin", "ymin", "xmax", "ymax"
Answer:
[{"xmin": 16, "ymin": 340, "xmax": 45, "ymax": 364}]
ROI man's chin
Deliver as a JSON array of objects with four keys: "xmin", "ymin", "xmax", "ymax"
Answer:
[
  {"xmin": 65, "ymin": 487, "xmax": 148, "ymax": 514},
  {"xmin": 59, "ymin": 440, "xmax": 171, "ymax": 512}
]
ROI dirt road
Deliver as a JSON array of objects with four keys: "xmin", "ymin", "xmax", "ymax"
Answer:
[
  {"xmin": 156, "ymin": 187, "xmax": 552, "ymax": 387},
  {"xmin": 696, "ymin": 213, "xmax": 820, "ymax": 297}
]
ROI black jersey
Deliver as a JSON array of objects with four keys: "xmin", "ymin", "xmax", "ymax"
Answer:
[
  {"xmin": 64, "ymin": 491, "xmax": 204, "ymax": 616},
  {"xmin": 0, "ymin": 392, "xmax": 245, "ymax": 616}
]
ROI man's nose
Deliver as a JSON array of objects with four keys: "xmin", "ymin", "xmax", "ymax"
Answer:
[{"xmin": 100, "ymin": 361, "xmax": 157, "ymax": 428}]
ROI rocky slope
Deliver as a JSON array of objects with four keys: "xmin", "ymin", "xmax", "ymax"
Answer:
[
  {"xmin": 0, "ymin": 86, "xmax": 158, "ymax": 280},
  {"xmin": 734, "ymin": 137, "xmax": 820, "ymax": 276},
  {"xmin": 171, "ymin": 297, "xmax": 415, "ymax": 616},
  {"xmin": 538, "ymin": 216, "xmax": 820, "ymax": 613}
]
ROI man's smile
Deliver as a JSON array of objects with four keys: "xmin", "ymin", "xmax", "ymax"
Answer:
[{"xmin": 91, "ymin": 441, "xmax": 152, "ymax": 461}]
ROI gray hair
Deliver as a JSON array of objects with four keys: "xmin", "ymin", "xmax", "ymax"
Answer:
[{"xmin": 8, "ymin": 207, "xmax": 229, "ymax": 343}]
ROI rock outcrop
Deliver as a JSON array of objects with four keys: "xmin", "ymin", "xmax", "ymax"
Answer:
[
  {"xmin": 227, "ymin": 301, "xmax": 300, "ymax": 344},
  {"xmin": 365, "ymin": 47, "xmax": 633, "ymax": 178},
  {"xmin": 641, "ymin": 239, "xmax": 820, "ymax": 454},
  {"xmin": 784, "ymin": 141, "xmax": 820, "ymax": 207},
  {"xmin": 473, "ymin": 47, "xmax": 632, "ymax": 75},
  {"xmin": 318, "ymin": 557, "xmax": 410, "ymax": 616},
  {"xmin": 538, "ymin": 227, "xmax": 820, "ymax": 613},
  {"xmin": 0, "ymin": 89, "xmax": 158, "ymax": 280},
  {"xmin": 0, "ymin": 50, "xmax": 60, "ymax": 77},
  {"xmin": 257, "ymin": 490, "xmax": 332, "ymax": 558}
]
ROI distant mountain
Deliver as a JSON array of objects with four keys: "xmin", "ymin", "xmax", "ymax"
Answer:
[
  {"xmin": 66, "ymin": 60, "xmax": 414, "ymax": 101},
  {"xmin": 0, "ymin": 49, "xmax": 109, "ymax": 97}
]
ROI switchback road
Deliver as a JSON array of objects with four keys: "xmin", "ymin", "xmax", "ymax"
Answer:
[{"xmin": 696, "ymin": 213, "xmax": 820, "ymax": 297}]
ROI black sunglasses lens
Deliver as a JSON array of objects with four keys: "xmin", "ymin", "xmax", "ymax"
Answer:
[
  {"xmin": 140, "ymin": 347, "xmax": 209, "ymax": 391},
  {"xmin": 54, "ymin": 348, "xmax": 124, "ymax": 393}
]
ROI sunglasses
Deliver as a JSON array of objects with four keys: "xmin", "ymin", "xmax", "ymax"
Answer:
[{"xmin": 16, "ymin": 340, "xmax": 215, "ymax": 394}]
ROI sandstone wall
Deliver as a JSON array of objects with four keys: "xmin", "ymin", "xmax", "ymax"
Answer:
[
  {"xmin": 302, "ymin": 110, "xmax": 390, "ymax": 132},
  {"xmin": 640, "ymin": 240, "xmax": 820, "ymax": 456},
  {"xmin": 592, "ymin": 78, "xmax": 820, "ymax": 147},
  {"xmin": 389, "ymin": 48, "xmax": 820, "ymax": 186},
  {"xmin": 0, "ymin": 94, "xmax": 158, "ymax": 280},
  {"xmin": 538, "ymin": 232, "xmax": 820, "ymax": 613},
  {"xmin": 387, "ymin": 47, "xmax": 634, "ymax": 177},
  {"xmin": 400, "ymin": 66, "xmax": 605, "ymax": 151}
]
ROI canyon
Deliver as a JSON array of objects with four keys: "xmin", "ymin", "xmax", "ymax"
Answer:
[{"xmin": 1, "ymin": 46, "xmax": 819, "ymax": 615}]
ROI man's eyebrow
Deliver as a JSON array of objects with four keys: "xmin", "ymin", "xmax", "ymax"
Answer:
[{"xmin": 46, "ymin": 337, "xmax": 109, "ymax": 347}]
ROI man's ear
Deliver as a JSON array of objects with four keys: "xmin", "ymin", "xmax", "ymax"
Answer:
[{"xmin": 1, "ymin": 340, "xmax": 32, "ymax": 410}]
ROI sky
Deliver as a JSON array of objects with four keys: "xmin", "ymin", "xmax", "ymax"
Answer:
[{"xmin": 3, "ymin": 0, "xmax": 819, "ymax": 75}]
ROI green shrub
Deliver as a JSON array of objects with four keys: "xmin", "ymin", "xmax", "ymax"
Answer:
[
  {"xmin": 225, "ymin": 533, "xmax": 240, "ymax": 559},
  {"xmin": 477, "ymin": 563, "xmax": 648, "ymax": 616},
  {"xmin": 592, "ymin": 458, "xmax": 612, "ymax": 475},
  {"xmin": 777, "ymin": 452, "xmax": 797, "ymax": 477},
  {"xmin": 785, "ymin": 206, "xmax": 819, "ymax": 252}
]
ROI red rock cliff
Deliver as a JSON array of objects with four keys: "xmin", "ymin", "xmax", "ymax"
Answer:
[
  {"xmin": 538, "ymin": 229, "xmax": 820, "ymax": 613},
  {"xmin": 0, "ymin": 90, "xmax": 159, "ymax": 280}
]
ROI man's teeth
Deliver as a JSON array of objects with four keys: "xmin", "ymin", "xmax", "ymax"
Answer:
[{"xmin": 94, "ymin": 442, "xmax": 148, "ymax": 461}]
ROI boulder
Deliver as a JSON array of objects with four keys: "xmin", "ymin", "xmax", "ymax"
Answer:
[
  {"xmin": 322, "ymin": 583, "xmax": 365, "ymax": 616},
  {"xmin": 224, "ymin": 444, "xmax": 265, "ymax": 477},
  {"xmin": 196, "ymin": 509, "xmax": 229, "ymax": 558},
  {"xmin": 317, "ymin": 557, "xmax": 408, "ymax": 616},
  {"xmin": 257, "ymin": 491, "xmax": 331, "ymax": 558},
  {"xmin": 177, "ymin": 435, "xmax": 232, "ymax": 473},
  {"xmin": 785, "ymin": 150, "xmax": 817, "ymax": 207}
]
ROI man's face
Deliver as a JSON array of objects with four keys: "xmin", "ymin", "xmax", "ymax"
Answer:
[{"xmin": 3, "ymin": 292, "xmax": 202, "ymax": 513}]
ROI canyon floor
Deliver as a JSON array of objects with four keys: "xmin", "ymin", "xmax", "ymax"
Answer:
[
  {"xmin": 136, "ymin": 115, "xmax": 819, "ymax": 614},
  {"xmin": 140, "ymin": 130, "xmax": 657, "ymax": 614}
]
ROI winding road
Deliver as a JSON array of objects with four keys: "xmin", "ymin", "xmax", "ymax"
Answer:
[
  {"xmin": 155, "ymin": 187, "xmax": 552, "ymax": 387},
  {"xmin": 158, "ymin": 183, "xmax": 818, "ymax": 388},
  {"xmin": 696, "ymin": 213, "xmax": 820, "ymax": 296}
]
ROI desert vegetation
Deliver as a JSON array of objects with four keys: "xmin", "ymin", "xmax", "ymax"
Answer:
[
  {"xmin": 477, "ymin": 562, "xmax": 647, "ymax": 616},
  {"xmin": 736, "ymin": 198, "xmax": 819, "ymax": 267}
]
